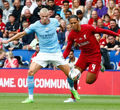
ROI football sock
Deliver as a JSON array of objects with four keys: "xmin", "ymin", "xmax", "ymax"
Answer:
[
  {"xmin": 67, "ymin": 77, "xmax": 75, "ymax": 91},
  {"xmin": 29, "ymin": 95, "xmax": 33, "ymax": 100},
  {"xmin": 27, "ymin": 76, "xmax": 34, "ymax": 100},
  {"xmin": 71, "ymin": 80, "xmax": 78, "ymax": 99}
]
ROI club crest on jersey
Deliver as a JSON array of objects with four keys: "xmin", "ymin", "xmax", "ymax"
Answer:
[
  {"xmin": 79, "ymin": 37, "xmax": 82, "ymax": 40},
  {"xmin": 45, "ymin": 28, "xmax": 49, "ymax": 30},
  {"xmin": 45, "ymin": 28, "xmax": 49, "ymax": 32}
]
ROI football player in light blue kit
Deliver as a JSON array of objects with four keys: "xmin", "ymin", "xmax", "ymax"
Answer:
[{"xmin": 2, "ymin": 8, "xmax": 80, "ymax": 103}]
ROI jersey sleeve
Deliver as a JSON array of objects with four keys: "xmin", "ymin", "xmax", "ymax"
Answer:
[
  {"xmin": 25, "ymin": 24, "xmax": 35, "ymax": 34},
  {"xmin": 54, "ymin": 18, "xmax": 60, "ymax": 27},
  {"xmin": 63, "ymin": 32, "xmax": 74, "ymax": 59},
  {"xmin": 91, "ymin": 26, "xmax": 119, "ymax": 36}
]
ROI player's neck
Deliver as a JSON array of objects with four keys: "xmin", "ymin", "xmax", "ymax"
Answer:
[
  {"xmin": 75, "ymin": 25, "xmax": 81, "ymax": 32},
  {"xmin": 78, "ymin": 25, "xmax": 81, "ymax": 31},
  {"xmin": 40, "ymin": 19, "xmax": 50, "ymax": 25}
]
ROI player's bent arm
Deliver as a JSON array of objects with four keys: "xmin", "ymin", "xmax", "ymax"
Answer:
[
  {"xmin": 63, "ymin": 32, "xmax": 74, "ymax": 59},
  {"xmin": 63, "ymin": 41, "xmax": 73, "ymax": 59},
  {"xmin": 8, "ymin": 31, "xmax": 27, "ymax": 42},
  {"xmin": 3, "ymin": 31, "xmax": 27, "ymax": 44}
]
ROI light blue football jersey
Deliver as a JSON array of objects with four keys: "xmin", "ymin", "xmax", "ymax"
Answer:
[{"xmin": 25, "ymin": 18, "xmax": 61, "ymax": 53}]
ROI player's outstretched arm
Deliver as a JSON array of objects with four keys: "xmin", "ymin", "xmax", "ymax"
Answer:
[
  {"xmin": 95, "ymin": 27, "xmax": 119, "ymax": 36},
  {"xmin": 2, "ymin": 31, "xmax": 27, "ymax": 44}
]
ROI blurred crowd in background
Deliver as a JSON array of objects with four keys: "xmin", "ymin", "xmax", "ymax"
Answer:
[{"xmin": 0, "ymin": 0, "xmax": 120, "ymax": 69}]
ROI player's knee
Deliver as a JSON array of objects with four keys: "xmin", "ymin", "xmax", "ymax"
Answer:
[
  {"xmin": 86, "ymin": 78, "xmax": 96, "ymax": 84},
  {"xmin": 28, "ymin": 70, "xmax": 34, "ymax": 76},
  {"xmin": 68, "ymin": 68, "xmax": 81, "ymax": 80},
  {"xmin": 86, "ymin": 72, "xmax": 97, "ymax": 84}
]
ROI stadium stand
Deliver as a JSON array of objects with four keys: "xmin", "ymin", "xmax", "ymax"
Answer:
[{"xmin": 0, "ymin": 0, "xmax": 120, "ymax": 71}]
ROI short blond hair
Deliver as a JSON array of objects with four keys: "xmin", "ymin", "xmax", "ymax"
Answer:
[{"xmin": 40, "ymin": 8, "xmax": 49, "ymax": 14}]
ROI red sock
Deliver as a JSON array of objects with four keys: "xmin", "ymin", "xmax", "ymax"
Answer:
[{"xmin": 71, "ymin": 80, "xmax": 78, "ymax": 99}]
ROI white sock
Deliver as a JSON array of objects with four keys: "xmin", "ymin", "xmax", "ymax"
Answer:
[
  {"xmin": 70, "ymin": 87, "xmax": 75, "ymax": 91},
  {"xmin": 29, "ymin": 94, "xmax": 33, "ymax": 100}
]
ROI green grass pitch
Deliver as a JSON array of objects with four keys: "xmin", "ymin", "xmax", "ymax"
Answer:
[{"xmin": 0, "ymin": 93, "xmax": 120, "ymax": 110}]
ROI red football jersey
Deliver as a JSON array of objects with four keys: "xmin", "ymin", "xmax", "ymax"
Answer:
[
  {"xmin": 99, "ymin": 38, "xmax": 107, "ymax": 47},
  {"xmin": 0, "ymin": 22, "xmax": 5, "ymax": 31},
  {"xmin": 55, "ymin": 0, "xmax": 72, "ymax": 8},
  {"xmin": 31, "ymin": 51, "xmax": 38, "ymax": 63},
  {"xmin": 88, "ymin": 17, "xmax": 100, "ymax": 25},
  {"xmin": 92, "ymin": 0, "xmax": 109, "ymax": 6},
  {"xmin": 63, "ymin": 24, "xmax": 119, "ymax": 58},
  {"xmin": 4, "ymin": 58, "xmax": 19, "ymax": 68},
  {"xmin": 103, "ymin": 22, "xmax": 110, "ymax": 28},
  {"xmin": 116, "ymin": 0, "xmax": 120, "ymax": 4}
]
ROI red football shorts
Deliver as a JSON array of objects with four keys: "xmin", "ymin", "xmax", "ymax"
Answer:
[{"xmin": 75, "ymin": 53, "xmax": 101, "ymax": 75}]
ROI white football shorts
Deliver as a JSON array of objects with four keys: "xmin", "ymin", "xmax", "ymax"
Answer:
[{"xmin": 32, "ymin": 52, "xmax": 67, "ymax": 67}]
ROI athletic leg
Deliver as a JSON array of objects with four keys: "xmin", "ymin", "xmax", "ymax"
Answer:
[
  {"xmin": 70, "ymin": 67, "xmax": 84, "ymax": 99},
  {"xmin": 86, "ymin": 72, "xmax": 97, "ymax": 84},
  {"xmin": 58, "ymin": 64, "xmax": 80, "ymax": 100},
  {"xmin": 57, "ymin": 64, "xmax": 70, "ymax": 76},
  {"xmin": 64, "ymin": 77, "xmax": 76, "ymax": 103},
  {"xmin": 71, "ymin": 80, "xmax": 78, "ymax": 99},
  {"xmin": 86, "ymin": 62, "xmax": 101, "ymax": 84},
  {"xmin": 22, "ymin": 62, "xmax": 43, "ymax": 103}
]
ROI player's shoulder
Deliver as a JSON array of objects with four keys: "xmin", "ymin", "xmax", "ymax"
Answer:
[
  {"xmin": 81, "ymin": 24, "xmax": 95, "ymax": 31},
  {"xmin": 50, "ymin": 18, "xmax": 59, "ymax": 26},
  {"xmin": 29, "ymin": 20, "xmax": 40, "ymax": 27},
  {"xmin": 81, "ymin": 24, "xmax": 93, "ymax": 28},
  {"xmin": 34, "ymin": 20, "xmax": 40, "ymax": 25},
  {"xmin": 50, "ymin": 18, "xmax": 58, "ymax": 23},
  {"xmin": 69, "ymin": 30, "xmax": 75, "ymax": 36}
]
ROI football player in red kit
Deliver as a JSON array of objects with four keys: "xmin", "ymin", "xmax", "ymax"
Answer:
[{"xmin": 63, "ymin": 15, "xmax": 119, "ymax": 91}]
